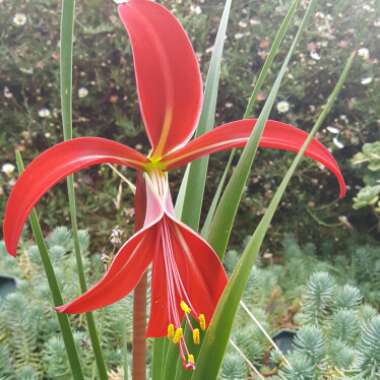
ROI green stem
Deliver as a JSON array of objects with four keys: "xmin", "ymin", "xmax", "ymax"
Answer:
[
  {"xmin": 60, "ymin": 0, "xmax": 107, "ymax": 378},
  {"xmin": 132, "ymin": 273, "xmax": 147, "ymax": 380},
  {"xmin": 16, "ymin": 152, "xmax": 84, "ymax": 380}
]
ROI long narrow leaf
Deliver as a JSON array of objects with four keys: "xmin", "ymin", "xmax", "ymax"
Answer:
[
  {"xmin": 192, "ymin": 51, "xmax": 355, "ymax": 380},
  {"xmin": 206, "ymin": 0, "xmax": 318, "ymax": 259},
  {"xmin": 176, "ymin": 0, "xmax": 233, "ymax": 230},
  {"xmin": 60, "ymin": 0, "xmax": 107, "ymax": 377},
  {"xmin": 15, "ymin": 152, "xmax": 85, "ymax": 380},
  {"xmin": 201, "ymin": 0, "xmax": 301, "ymax": 235},
  {"xmin": 201, "ymin": 153, "xmax": 234, "ymax": 237}
]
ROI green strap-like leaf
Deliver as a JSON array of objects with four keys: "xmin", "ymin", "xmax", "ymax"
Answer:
[
  {"xmin": 15, "ymin": 152, "xmax": 85, "ymax": 380},
  {"xmin": 192, "ymin": 51, "xmax": 355, "ymax": 380},
  {"xmin": 201, "ymin": 0, "xmax": 301, "ymax": 236},
  {"xmin": 206, "ymin": 0, "xmax": 317, "ymax": 259},
  {"xmin": 175, "ymin": 0, "xmax": 233, "ymax": 230},
  {"xmin": 60, "ymin": 1, "xmax": 107, "ymax": 378}
]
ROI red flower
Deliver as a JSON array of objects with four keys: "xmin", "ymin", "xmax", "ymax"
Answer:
[{"xmin": 3, "ymin": 0, "xmax": 346, "ymax": 369}]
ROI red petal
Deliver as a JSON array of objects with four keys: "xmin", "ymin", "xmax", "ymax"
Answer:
[
  {"xmin": 56, "ymin": 225, "xmax": 156, "ymax": 314},
  {"xmin": 146, "ymin": 216, "xmax": 227, "ymax": 337},
  {"xmin": 163, "ymin": 119, "xmax": 346, "ymax": 198},
  {"xmin": 145, "ymin": 233, "xmax": 170, "ymax": 337},
  {"xmin": 118, "ymin": 0, "xmax": 203, "ymax": 156},
  {"xmin": 3, "ymin": 137, "xmax": 147, "ymax": 256}
]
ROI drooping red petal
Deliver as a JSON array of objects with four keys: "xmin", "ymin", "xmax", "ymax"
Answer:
[
  {"xmin": 118, "ymin": 0, "xmax": 203, "ymax": 157},
  {"xmin": 145, "ymin": 230, "xmax": 170, "ymax": 338},
  {"xmin": 56, "ymin": 225, "xmax": 156, "ymax": 314},
  {"xmin": 146, "ymin": 215, "xmax": 227, "ymax": 337},
  {"xmin": 163, "ymin": 119, "xmax": 346, "ymax": 198},
  {"xmin": 3, "ymin": 137, "xmax": 148, "ymax": 256}
]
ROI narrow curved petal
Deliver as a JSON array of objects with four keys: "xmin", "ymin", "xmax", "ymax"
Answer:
[
  {"xmin": 56, "ymin": 225, "xmax": 156, "ymax": 314},
  {"xmin": 163, "ymin": 119, "xmax": 346, "ymax": 198},
  {"xmin": 146, "ymin": 215, "xmax": 227, "ymax": 337},
  {"xmin": 118, "ymin": 0, "xmax": 203, "ymax": 157},
  {"xmin": 3, "ymin": 137, "xmax": 148, "ymax": 256}
]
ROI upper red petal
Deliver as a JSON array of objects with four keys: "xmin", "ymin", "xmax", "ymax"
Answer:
[
  {"xmin": 56, "ymin": 224, "xmax": 156, "ymax": 314},
  {"xmin": 118, "ymin": 0, "xmax": 203, "ymax": 156},
  {"xmin": 163, "ymin": 119, "xmax": 346, "ymax": 198},
  {"xmin": 3, "ymin": 137, "xmax": 147, "ymax": 256}
]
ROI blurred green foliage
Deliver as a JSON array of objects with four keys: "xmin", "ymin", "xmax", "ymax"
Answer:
[
  {"xmin": 352, "ymin": 142, "xmax": 380, "ymax": 212},
  {"xmin": 0, "ymin": 227, "xmax": 133, "ymax": 379}
]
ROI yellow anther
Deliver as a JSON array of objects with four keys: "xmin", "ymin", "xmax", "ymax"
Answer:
[
  {"xmin": 180, "ymin": 301, "xmax": 191, "ymax": 314},
  {"xmin": 188, "ymin": 354, "xmax": 195, "ymax": 366},
  {"xmin": 193, "ymin": 328, "xmax": 200, "ymax": 345},
  {"xmin": 199, "ymin": 314, "xmax": 207, "ymax": 331},
  {"xmin": 172, "ymin": 328, "xmax": 183, "ymax": 344},
  {"xmin": 167, "ymin": 323, "xmax": 175, "ymax": 339}
]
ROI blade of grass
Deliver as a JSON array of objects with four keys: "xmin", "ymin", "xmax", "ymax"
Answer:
[
  {"xmin": 151, "ymin": 338, "xmax": 167, "ymax": 380},
  {"xmin": 15, "ymin": 152, "xmax": 85, "ymax": 380},
  {"xmin": 230, "ymin": 340, "xmax": 265, "ymax": 380},
  {"xmin": 206, "ymin": 0, "xmax": 317, "ymax": 259},
  {"xmin": 176, "ymin": 0, "xmax": 233, "ymax": 230},
  {"xmin": 60, "ymin": 1, "xmax": 107, "ymax": 378},
  {"xmin": 240, "ymin": 301, "xmax": 290, "ymax": 368},
  {"xmin": 192, "ymin": 51, "xmax": 355, "ymax": 380},
  {"xmin": 201, "ymin": 153, "xmax": 233, "ymax": 237},
  {"xmin": 201, "ymin": 0, "xmax": 301, "ymax": 237}
]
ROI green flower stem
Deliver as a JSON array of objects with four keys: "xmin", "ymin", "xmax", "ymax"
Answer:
[
  {"xmin": 60, "ymin": 0, "xmax": 107, "ymax": 378},
  {"xmin": 15, "ymin": 152, "xmax": 84, "ymax": 380}
]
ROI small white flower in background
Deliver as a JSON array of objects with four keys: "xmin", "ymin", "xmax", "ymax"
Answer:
[
  {"xmin": 234, "ymin": 33, "xmax": 244, "ymax": 40},
  {"xmin": 2, "ymin": 163, "xmax": 15, "ymax": 176},
  {"xmin": 225, "ymin": 102, "xmax": 233, "ymax": 109},
  {"xmin": 326, "ymin": 126, "xmax": 340, "ymax": 134},
  {"xmin": 3, "ymin": 86, "xmax": 13, "ymax": 99},
  {"xmin": 44, "ymin": 132, "xmax": 51, "ymax": 138},
  {"xmin": 238, "ymin": 21, "xmax": 248, "ymax": 28},
  {"xmin": 19, "ymin": 67, "xmax": 34, "ymax": 75},
  {"xmin": 361, "ymin": 77, "xmax": 373, "ymax": 85},
  {"xmin": 276, "ymin": 100, "xmax": 290, "ymax": 114},
  {"xmin": 357, "ymin": 48, "xmax": 370, "ymax": 60},
  {"xmin": 205, "ymin": 46, "xmax": 214, "ymax": 54},
  {"xmin": 38, "ymin": 108, "xmax": 51, "ymax": 118},
  {"xmin": 333, "ymin": 137, "xmax": 344, "ymax": 149},
  {"xmin": 78, "ymin": 87, "xmax": 89, "ymax": 98},
  {"xmin": 310, "ymin": 51, "xmax": 321, "ymax": 61},
  {"xmin": 110, "ymin": 226, "xmax": 123, "ymax": 246},
  {"xmin": 13, "ymin": 13, "xmax": 27, "ymax": 26},
  {"xmin": 190, "ymin": 5, "xmax": 202, "ymax": 15}
]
